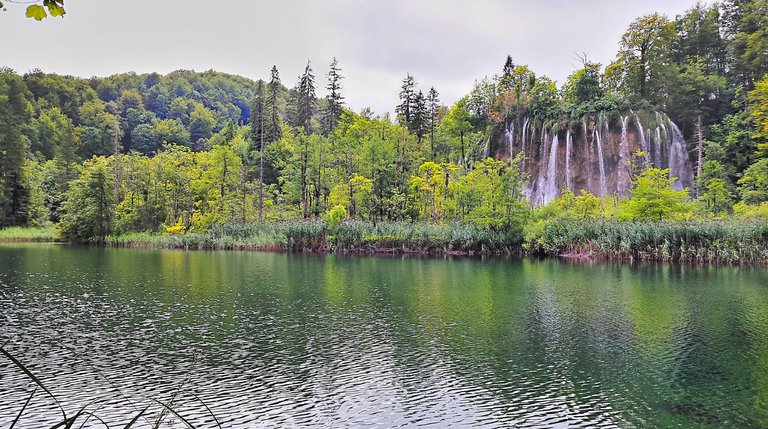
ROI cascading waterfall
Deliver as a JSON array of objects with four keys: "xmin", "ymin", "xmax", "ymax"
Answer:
[
  {"xmin": 534, "ymin": 127, "xmax": 549, "ymax": 205},
  {"xmin": 520, "ymin": 117, "xmax": 529, "ymax": 170},
  {"xmin": 635, "ymin": 113, "xmax": 650, "ymax": 165},
  {"xmin": 509, "ymin": 110, "xmax": 694, "ymax": 205},
  {"xmin": 565, "ymin": 130, "xmax": 573, "ymax": 191},
  {"xmin": 508, "ymin": 121, "xmax": 515, "ymax": 159},
  {"xmin": 617, "ymin": 116, "xmax": 631, "ymax": 194},
  {"xmin": 544, "ymin": 133, "xmax": 560, "ymax": 204},
  {"xmin": 594, "ymin": 128, "xmax": 608, "ymax": 196},
  {"xmin": 668, "ymin": 120, "xmax": 693, "ymax": 190}
]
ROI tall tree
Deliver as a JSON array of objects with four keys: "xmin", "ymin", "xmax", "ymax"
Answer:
[
  {"xmin": 722, "ymin": 0, "xmax": 768, "ymax": 90},
  {"xmin": 60, "ymin": 157, "xmax": 115, "ymax": 243},
  {"xmin": 396, "ymin": 74, "xmax": 416, "ymax": 126},
  {"xmin": 500, "ymin": 55, "xmax": 515, "ymax": 92},
  {"xmin": 411, "ymin": 90, "xmax": 428, "ymax": 143},
  {"xmin": 323, "ymin": 57, "xmax": 344, "ymax": 134},
  {"xmin": 427, "ymin": 87, "xmax": 440, "ymax": 158},
  {"xmin": 250, "ymin": 80, "xmax": 266, "ymax": 219},
  {"xmin": 0, "ymin": 71, "xmax": 33, "ymax": 226},
  {"xmin": 295, "ymin": 60, "xmax": 317, "ymax": 134},
  {"xmin": 265, "ymin": 66, "xmax": 282, "ymax": 143},
  {"xmin": 294, "ymin": 61, "xmax": 317, "ymax": 216},
  {"xmin": 605, "ymin": 13, "xmax": 676, "ymax": 103}
]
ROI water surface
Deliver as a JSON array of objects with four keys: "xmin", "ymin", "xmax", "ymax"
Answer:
[{"xmin": 1, "ymin": 244, "xmax": 767, "ymax": 428}]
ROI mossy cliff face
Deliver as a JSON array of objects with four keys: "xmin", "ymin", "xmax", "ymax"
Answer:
[{"xmin": 490, "ymin": 111, "xmax": 695, "ymax": 205}]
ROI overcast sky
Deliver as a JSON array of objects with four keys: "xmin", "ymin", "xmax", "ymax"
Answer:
[{"xmin": 0, "ymin": 0, "xmax": 702, "ymax": 114}]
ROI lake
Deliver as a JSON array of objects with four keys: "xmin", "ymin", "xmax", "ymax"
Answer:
[{"xmin": 1, "ymin": 243, "xmax": 767, "ymax": 428}]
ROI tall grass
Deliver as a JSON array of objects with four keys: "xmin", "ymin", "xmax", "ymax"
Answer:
[
  {"xmin": 0, "ymin": 226, "xmax": 59, "ymax": 242},
  {"xmin": 106, "ymin": 218, "xmax": 768, "ymax": 263},
  {"xmin": 526, "ymin": 219, "xmax": 768, "ymax": 263},
  {"xmin": 106, "ymin": 220, "xmax": 524, "ymax": 255}
]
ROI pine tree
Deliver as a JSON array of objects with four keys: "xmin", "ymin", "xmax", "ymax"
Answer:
[
  {"xmin": 265, "ymin": 66, "xmax": 282, "ymax": 143},
  {"xmin": 427, "ymin": 87, "xmax": 440, "ymax": 157},
  {"xmin": 296, "ymin": 60, "xmax": 317, "ymax": 134},
  {"xmin": 396, "ymin": 73, "xmax": 416, "ymax": 126},
  {"xmin": 250, "ymin": 80, "xmax": 267, "ymax": 219},
  {"xmin": 323, "ymin": 57, "xmax": 344, "ymax": 134},
  {"xmin": 294, "ymin": 61, "xmax": 317, "ymax": 217},
  {"xmin": 501, "ymin": 55, "xmax": 515, "ymax": 91},
  {"xmin": 411, "ymin": 90, "xmax": 428, "ymax": 143}
]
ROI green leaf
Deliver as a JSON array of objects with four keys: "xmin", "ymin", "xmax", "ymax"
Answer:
[
  {"xmin": 26, "ymin": 4, "xmax": 48, "ymax": 20},
  {"xmin": 43, "ymin": 0, "xmax": 65, "ymax": 17}
]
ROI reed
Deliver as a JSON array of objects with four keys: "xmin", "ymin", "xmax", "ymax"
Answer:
[
  {"xmin": 106, "ymin": 220, "xmax": 524, "ymax": 255},
  {"xmin": 526, "ymin": 219, "xmax": 768, "ymax": 263},
  {"xmin": 0, "ymin": 344, "xmax": 220, "ymax": 428}
]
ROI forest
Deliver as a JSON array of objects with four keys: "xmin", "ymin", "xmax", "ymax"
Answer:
[{"xmin": 1, "ymin": 0, "xmax": 768, "ymax": 260}]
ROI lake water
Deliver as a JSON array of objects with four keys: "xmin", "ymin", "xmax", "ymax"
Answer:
[{"xmin": 1, "ymin": 244, "xmax": 767, "ymax": 428}]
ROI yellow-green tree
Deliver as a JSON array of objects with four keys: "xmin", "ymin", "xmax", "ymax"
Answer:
[{"xmin": 621, "ymin": 168, "xmax": 691, "ymax": 221}]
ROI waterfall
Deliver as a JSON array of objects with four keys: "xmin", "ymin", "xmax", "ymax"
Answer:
[
  {"xmin": 635, "ymin": 113, "xmax": 650, "ymax": 165},
  {"xmin": 520, "ymin": 117, "xmax": 529, "ymax": 170},
  {"xmin": 534, "ymin": 127, "xmax": 548, "ymax": 204},
  {"xmin": 565, "ymin": 130, "xmax": 573, "ymax": 191},
  {"xmin": 594, "ymin": 128, "xmax": 607, "ymax": 196},
  {"xmin": 544, "ymin": 133, "xmax": 559, "ymax": 204},
  {"xmin": 617, "ymin": 116, "xmax": 631, "ymax": 195},
  {"xmin": 668, "ymin": 121, "xmax": 692, "ymax": 190},
  {"xmin": 654, "ymin": 126, "xmax": 662, "ymax": 168}
]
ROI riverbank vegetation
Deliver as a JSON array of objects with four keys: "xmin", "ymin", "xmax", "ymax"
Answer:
[
  {"xmin": 0, "ymin": 226, "xmax": 58, "ymax": 242},
  {"xmin": 1, "ymin": 1, "xmax": 767, "ymax": 262}
]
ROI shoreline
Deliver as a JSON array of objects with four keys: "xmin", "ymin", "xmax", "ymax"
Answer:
[
  {"xmin": 3, "ymin": 218, "xmax": 768, "ymax": 265},
  {"xmin": 4, "ymin": 237, "xmax": 767, "ymax": 266}
]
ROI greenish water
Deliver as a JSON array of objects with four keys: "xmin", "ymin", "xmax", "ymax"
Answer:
[{"xmin": 1, "ymin": 244, "xmax": 768, "ymax": 428}]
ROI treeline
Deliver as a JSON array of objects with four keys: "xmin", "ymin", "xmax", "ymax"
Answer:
[{"xmin": 0, "ymin": 0, "xmax": 767, "ymax": 245}]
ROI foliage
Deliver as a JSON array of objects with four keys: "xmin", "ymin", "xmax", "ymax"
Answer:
[
  {"xmin": 620, "ymin": 168, "xmax": 691, "ymax": 221},
  {"xmin": 59, "ymin": 156, "xmax": 114, "ymax": 243},
  {"xmin": 324, "ymin": 204, "xmax": 347, "ymax": 229}
]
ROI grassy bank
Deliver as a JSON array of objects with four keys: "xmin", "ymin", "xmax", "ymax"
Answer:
[
  {"xmin": 104, "ymin": 218, "xmax": 768, "ymax": 264},
  {"xmin": 106, "ymin": 220, "xmax": 524, "ymax": 255},
  {"xmin": 0, "ymin": 226, "xmax": 59, "ymax": 242},
  {"xmin": 525, "ymin": 219, "xmax": 768, "ymax": 264}
]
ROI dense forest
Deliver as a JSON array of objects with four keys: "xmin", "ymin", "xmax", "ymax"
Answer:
[{"xmin": 1, "ymin": 0, "xmax": 767, "ymax": 247}]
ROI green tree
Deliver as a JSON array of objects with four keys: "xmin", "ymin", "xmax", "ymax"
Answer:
[
  {"xmin": 155, "ymin": 118, "xmax": 191, "ymax": 148},
  {"xmin": 60, "ymin": 157, "xmax": 115, "ymax": 243},
  {"xmin": 749, "ymin": 74, "xmax": 768, "ymax": 151},
  {"xmin": 605, "ymin": 13, "xmax": 676, "ymax": 103},
  {"xmin": 563, "ymin": 61, "xmax": 604, "ymax": 105},
  {"xmin": 396, "ymin": 73, "xmax": 416, "ymax": 126},
  {"xmin": 323, "ymin": 57, "xmax": 344, "ymax": 134},
  {"xmin": 621, "ymin": 168, "xmax": 691, "ymax": 221},
  {"xmin": 0, "ymin": 70, "xmax": 33, "ymax": 226},
  {"xmin": 738, "ymin": 158, "xmax": 768, "ymax": 205},
  {"xmin": 189, "ymin": 103, "xmax": 217, "ymax": 143},
  {"xmin": 295, "ymin": 60, "xmax": 317, "ymax": 134},
  {"xmin": 265, "ymin": 66, "xmax": 283, "ymax": 144},
  {"xmin": 440, "ymin": 99, "xmax": 473, "ymax": 164},
  {"xmin": 250, "ymin": 80, "xmax": 267, "ymax": 218},
  {"xmin": 696, "ymin": 160, "xmax": 734, "ymax": 214},
  {"xmin": 426, "ymin": 87, "xmax": 440, "ymax": 158}
]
